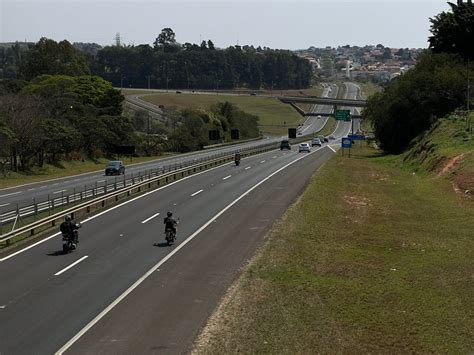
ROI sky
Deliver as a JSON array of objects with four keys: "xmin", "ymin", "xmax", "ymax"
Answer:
[{"xmin": 1, "ymin": 0, "xmax": 451, "ymax": 50}]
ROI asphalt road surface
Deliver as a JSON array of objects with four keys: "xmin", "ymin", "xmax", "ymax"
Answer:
[
  {"xmin": 0, "ymin": 84, "xmax": 358, "ymax": 354},
  {"xmin": 0, "ymin": 139, "xmax": 346, "ymax": 354}
]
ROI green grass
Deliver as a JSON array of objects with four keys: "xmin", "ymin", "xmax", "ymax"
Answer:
[
  {"xmin": 0, "ymin": 155, "xmax": 173, "ymax": 189},
  {"xmin": 358, "ymin": 82, "xmax": 383, "ymax": 99},
  {"xmin": 141, "ymin": 93, "xmax": 304, "ymax": 136},
  {"xmin": 194, "ymin": 144, "xmax": 474, "ymax": 353},
  {"xmin": 125, "ymin": 85, "xmax": 325, "ymax": 136}
]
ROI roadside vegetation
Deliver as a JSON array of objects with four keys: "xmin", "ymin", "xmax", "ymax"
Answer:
[
  {"xmin": 194, "ymin": 125, "xmax": 474, "ymax": 353},
  {"xmin": 195, "ymin": 5, "xmax": 474, "ymax": 351}
]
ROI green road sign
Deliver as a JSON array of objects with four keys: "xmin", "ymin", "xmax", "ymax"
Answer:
[{"xmin": 335, "ymin": 109, "xmax": 351, "ymax": 121}]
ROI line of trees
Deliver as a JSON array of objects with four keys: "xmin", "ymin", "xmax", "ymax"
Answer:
[
  {"xmin": 1, "ymin": 29, "xmax": 312, "ymax": 91},
  {"xmin": 363, "ymin": 1, "xmax": 473, "ymax": 154}
]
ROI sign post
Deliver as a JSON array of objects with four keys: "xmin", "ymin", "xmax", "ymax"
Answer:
[{"xmin": 341, "ymin": 137, "xmax": 352, "ymax": 157}]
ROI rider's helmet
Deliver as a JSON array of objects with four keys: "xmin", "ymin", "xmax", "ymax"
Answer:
[
  {"xmin": 65, "ymin": 215, "xmax": 71, "ymax": 222},
  {"xmin": 167, "ymin": 211, "xmax": 173, "ymax": 217}
]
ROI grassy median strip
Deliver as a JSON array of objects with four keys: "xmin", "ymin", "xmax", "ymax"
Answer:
[{"xmin": 193, "ymin": 145, "xmax": 474, "ymax": 353}]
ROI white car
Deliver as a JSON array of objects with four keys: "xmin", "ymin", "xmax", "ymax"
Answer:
[{"xmin": 298, "ymin": 143, "xmax": 311, "ymax": 153}]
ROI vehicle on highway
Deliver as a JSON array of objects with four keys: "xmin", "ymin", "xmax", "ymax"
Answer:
[
  {"xmin": 164, "ymin": 211, "xmax": 178, "ymax": 246},
  {"xmin": 280, "ymin": 140, "xmax": 291, "ymax": 150},
  {"xmin": 60, "ymin": 216, "xmax": 81, "ymax": 254},
  {"xmin": 328, "ymin": 135, "xmax": 335, "ymax": 140},
  {"xmin": 298, "ymin": 143, "xmax": 311, "ymax": 153},
  {"xmin": 234, "ymin": 151, "xmax": 241, "ymax": 166},
  {"xmin": 318, "ymin": 135, "xmax": 326, "ymax": 143},
  {"xmin": 250, "ymin": 92, "xmax": 257, "ymax": 96},
  {"xmin": 298, "ymin": 132, "xmax": 303, "ymax": 135},
  {"xmin": 105, "ymin": 160, "xmax": 125, "ymax": 176},
  {"xmin": 317, "ymin": 115, "xmax": 322, "ymax": 119},
  {"xmin": 311, "ymin": 137, "xmax": 322, "ymax": 147}
]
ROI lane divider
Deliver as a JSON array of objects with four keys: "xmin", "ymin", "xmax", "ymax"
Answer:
[
  {"xmin": 191, "ymin": 189, "xmax": 203, "ymax": 197},
  {"xmin": 141, "ymin": 212, "xmax": 160, "ymax": 224},
  {"xmin": 222, "ymin": 175, "xmax": 231, "ymax": 180},
  {"xmin": 54, "ymin": 256, "xmax": 89, "ymax": 276}
]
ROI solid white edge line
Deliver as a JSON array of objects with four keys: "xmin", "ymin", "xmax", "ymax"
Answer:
[
  {"xmin": 141, "ymin": 212, "xmax": 160, "ymax": 224},
  {"xmin": 328, "ymin": 145, "xmax": 337, "ymax": 153},
  {"xmin": 222, "ymin": 175, "xmax": 231, "ymax": 180},
  {"xmin": 191, "ymin": 189, "xmax": 203, "ymax": 197},
  {"xmin": 53, "ymin": 190, "xmax": 67, "ymax": 194},
  {"xmin": 0, "ymin": 203, "xmax": 10, "ymax": 207},
  {"xmin": 55, "ymin": 143, "xmax": 325, "ymax": 355},
  {"xmin": 0, "ymin": 191, "xmax": 22, "ymax": 198},
  {"xmin": 54, "ymin": 256, "xmax": 88, "ymax": 276}
]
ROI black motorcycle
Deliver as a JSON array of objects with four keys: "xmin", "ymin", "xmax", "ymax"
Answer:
[
  {"xmin": 62, "ymin": 223, "xmax": 81, "ymax": 254},
  {"xmin": 165, "ymin": 228, "xmax": 176, "ymax": 246}
]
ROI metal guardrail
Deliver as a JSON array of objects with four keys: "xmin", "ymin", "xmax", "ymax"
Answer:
[
  {"xmin": 0, "ymin": 142, "xmax": 278, "ymax": 246},
  {"xmin": 0, "ymin": 145, "xmax": 261, "ymax": 230}
]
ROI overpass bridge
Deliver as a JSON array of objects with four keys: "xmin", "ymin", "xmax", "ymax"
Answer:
[{"xmin": 278, "ymin": 96, "xmax": 367, "ymax": 119}]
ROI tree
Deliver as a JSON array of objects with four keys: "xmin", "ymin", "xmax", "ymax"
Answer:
[
  {"xmin": 429, "ymin": 1, "xmax": 474, "ymax": 60},
  {"xmin": 19, "ymin": 38, "xmax": 90, "ymax": 80},
  {"xmin": 154, "ymin": 28, "xmax": 178, "ymax": 52},
  {"xmin": 364, "ymin": 52, "xmax": 467, "ymax": 153}
]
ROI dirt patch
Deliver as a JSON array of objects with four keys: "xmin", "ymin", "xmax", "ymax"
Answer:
[
  {"xmin": 452, "ymin": 173, "xmax": 474, "ymax": 196},
  {"xmin": 438, "ymin": 154, "xmax": 464, "ymax": 176},
  {"xmin": 343, "ymin": 195, "xmax": 371, "ymax": 208}
]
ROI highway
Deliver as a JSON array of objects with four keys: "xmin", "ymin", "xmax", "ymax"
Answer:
[
  {"xmin": 0, "ymin": 84, "xmax": 359, "ymax": 354},
  {"xmin": 0, "ymin": 83, "xmax": 357, "ymax": 226}
]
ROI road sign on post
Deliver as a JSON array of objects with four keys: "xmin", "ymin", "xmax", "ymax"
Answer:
[
  {"xmin": 288, "ymin": 128, "xmax": 297, "ymax": 139},
  {"xmin": 342, "ymin": 138, "xmax": 352, "ymax": 148},
  {"xmin": 348, "ymin": 134, "xmax": 366, "ymax": 140},
  {"xmin": 335, "ymin": 109, "xmax": 351, "ymax": 121}
]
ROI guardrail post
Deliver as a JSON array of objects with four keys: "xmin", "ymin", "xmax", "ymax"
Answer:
[
  {"xmin": 115, "ymin": 176, "xmax": 117, "ymax": 191},
  {"xmin": 33, "ymin": 197, "xmax": 37, "ymax": 220}
]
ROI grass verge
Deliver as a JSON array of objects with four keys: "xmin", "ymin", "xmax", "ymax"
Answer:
[
  {"xmin": 193, "ymin": 144, "xmax": 474, "ymax": 353},
  {"xmin": 141, "ymin": 93, "xmax": 303, "ymax": 136}
]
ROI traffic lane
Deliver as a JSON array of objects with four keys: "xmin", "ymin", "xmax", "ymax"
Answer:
[
  {"xmin": 0, "ymin": 138, "xmax": 281, "ymax": 205},
  {"xmin": 0, "ymin": 147, "xmax": 299, "ymax": 274},
  {"xmin": 300, "ymin": 85, "xmax": 338, "ymax": 134},
  {"xmin": 0, "ymin": 148, "xmax": 314, "ymax": 353},
  {"xmin": 64, "ymin": 147, "xmax": 335, "ymax": 354}
]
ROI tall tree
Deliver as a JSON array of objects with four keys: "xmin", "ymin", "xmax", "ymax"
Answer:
[
  {"xmin": 19, "ymin": 38, "xmax": 90, "ymax": 80},
  {"xmin": 429, "ymin": 1, "xmax": 474, "ymax": 60}
]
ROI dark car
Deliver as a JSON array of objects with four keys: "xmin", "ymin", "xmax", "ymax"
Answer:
[
  {"xmin": 280, "ymin": 139, "xmax": 291, "ymax": 150},
  {"xmin": 105, "ymin": 160, "xmax": 125, "ymax": 176}
]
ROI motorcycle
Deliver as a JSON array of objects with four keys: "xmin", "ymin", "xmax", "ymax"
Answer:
[
  {"xmin": 62, "ymin": 223, "xmax": 81, "ymax": 254},
  {"xmin": 235, "ymin": 158, "xmax": 240, "ymax": 166},
  {"xmin": 165, "ymin": 228, "xmax": 176, "ymax": 246}
]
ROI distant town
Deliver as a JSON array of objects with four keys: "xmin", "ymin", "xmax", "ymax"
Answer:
[{"xmin": 296, "ymin": 45, "xmax": 423, "ymax": 83}]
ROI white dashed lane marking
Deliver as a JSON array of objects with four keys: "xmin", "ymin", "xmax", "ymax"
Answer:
[
  {"xmin": 142, "ymin": 212, "xmax": 160, "ymax": 224},
  {"xmin": 222, "ymin": 175, "xmax": 231, "ymax": 180},
  {"xmin": 191, "ymin": 189, "xmax": 203, "ymax": 197}
]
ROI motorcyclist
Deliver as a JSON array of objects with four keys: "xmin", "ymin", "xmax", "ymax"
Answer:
[
  {"xmin": 234, "ymin": 151, "xmax": 241, "ymax": 163},
  {"xmin": 163, "ymin": 211, "xmax": 178, "ymax": 237},
  {"xmin": 60, "ymin": 215, "xmax": 78, "ymax": 244}
]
